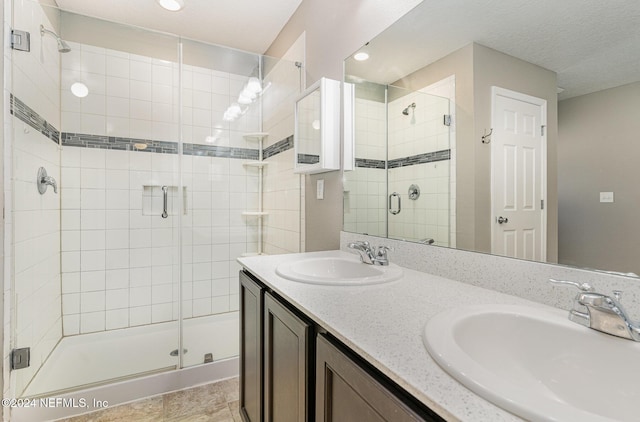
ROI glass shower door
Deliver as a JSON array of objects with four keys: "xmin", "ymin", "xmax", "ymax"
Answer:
[
  {"xmin": 387, "ymin": 87, "xmax": 451, "ymax": 246},
  {"xmin": 9, "ymin": 1, "xmax": 182, "ymax": 397},
  {"xmin": 178, "ymin": 39, "xmax": 263, "ymax": 367}
]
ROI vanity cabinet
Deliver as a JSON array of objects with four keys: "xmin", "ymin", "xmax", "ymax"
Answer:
[
  {"xmin": 316, "ymin": 334, "xmax": 440, "ymax": 421},
  {"xmin": 240, "ymin": 270, "xmax": 441, "ymax": 422},
  {"xmin": 264, "ymin": 292, "xmax": 312, "ymax": 422},
  {"xmin": 239, "ymin": 270, "xmax": 313, "ymax": 422},
  {"xmin": 239, "ymin": 270, "xmax": 264, "ymax": 422}
]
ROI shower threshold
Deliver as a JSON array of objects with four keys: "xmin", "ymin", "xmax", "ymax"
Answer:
[{"xmin": 21, "ymin": 312, "xmax": 239, "ymax": 398}]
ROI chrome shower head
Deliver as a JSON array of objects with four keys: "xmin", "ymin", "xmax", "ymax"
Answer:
[
  {"xmin": 402, "ymin": 102, "xmax": 416, "ymax": 115},
  {"xmin": 40, "ymin": 25, "xmax": 71, "ymax": 53}
]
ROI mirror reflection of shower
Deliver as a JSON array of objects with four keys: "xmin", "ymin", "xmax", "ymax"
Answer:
[
  {"xmin": 40, "ymin": 24, "xmax": 71, "ymax": 53},
  {"xmin": 402, "ymin": 102, "xmax": 416, "ymax": 124},
  {"xmin": 402, "ymin": 103, "xmax": 416, "ymax": 115}
]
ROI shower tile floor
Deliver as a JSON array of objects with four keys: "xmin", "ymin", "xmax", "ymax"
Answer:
[{"xmin": 59, "ymin": 377, "xmax": 240, "ymax": 422}]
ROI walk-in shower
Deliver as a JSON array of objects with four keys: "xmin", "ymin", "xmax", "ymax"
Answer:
[
  {"xmin": 4, "ymin": 1, "xmax": 302, "ymax": 419},
  {"xmin": 343, "ymin": 81, "xmax": 454, "ymax": 247}
]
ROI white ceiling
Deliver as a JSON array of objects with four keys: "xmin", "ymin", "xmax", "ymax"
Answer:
[
  {"xmin": 54, "ymin": 0, "xmax": 303, "ymax": 54},
  {"xmin": 346, "ymin": 0, "xmax": 640, "ymax": 100}
]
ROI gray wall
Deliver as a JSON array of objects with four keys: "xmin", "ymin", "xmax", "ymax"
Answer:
[
  {"xmin": 266, "ymin": 0, "xmax": 422, "ymax": 251},
  {"xmin": 558, "ymin": 82, "xmax": 640, "ymax": 274},
  {"xmin": 473, "ymin": 44, "xmax": 558, "ymax": 261}
]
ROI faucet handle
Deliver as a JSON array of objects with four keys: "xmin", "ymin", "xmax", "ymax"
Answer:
[
  {"xmin": 371, "ymin": 245, "xmax": 392, "ymax": 266},
  {"xmin": 352, "ymin": 240, "xmax": 371, "ymax": 248},
  {"xmin": 549, "ymin": 278, "xmax": 594, "ymax": 292},
  {"xmin": 375, "ymin": 245, "xmax": 392, "ymax": 255}
]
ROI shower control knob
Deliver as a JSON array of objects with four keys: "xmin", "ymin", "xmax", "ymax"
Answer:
[{"xmin": 497, "ymin": 216, "xmax": 509, "ymax": 224}]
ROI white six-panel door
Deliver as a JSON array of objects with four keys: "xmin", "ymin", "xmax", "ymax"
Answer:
[{"xmin": 491, "ymin": 87, "xmax": 547, "ymax": 261}]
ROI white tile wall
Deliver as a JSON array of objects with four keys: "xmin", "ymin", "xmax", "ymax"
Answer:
[
  {"xmin": 388, "ymin": 85, "xmax": 453, "ymax": 245},
  {"xmin": 60, "ymin": 44, "xmax": 261, "ymax": 334},
  {"xmin": 420, "ymin": 76, "xmax": 457, "ymax": 247},
  {"xmin": 62, "ymin": 44, "xmax": 180, "ymax": 140},
  {"xmin": 388, "ymin": 162, "xmax": 450, "ymax": 245},
  {"xmin": 343, "ymin": 97, "xmax": 387, "ymax": 237},
  {"xmin": 262, "ymin": 48, "xmax": 303, "ymax": 255},
  {"xmin": 60, "ymin": 147, "xmax": 179, "ymax": 335},
  {"xmin": 388, "ymin": 91, "xmax": 450, "ymax": 161},
  {"xmin": 7, "ymin": 0, "xmax": 63, "ymax": 399},
  {"xmin": 345, "ymin": 79, "xmax": 456, "ymax": 244},
  {"xmin": 354, "ymin": 98, "xmax": 386, "ymax": 161}
]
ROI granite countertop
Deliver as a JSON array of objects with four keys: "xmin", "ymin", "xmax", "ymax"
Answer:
[{"xmin": 238, "ymin": 250, "xmax": 546, "ymax": 421}]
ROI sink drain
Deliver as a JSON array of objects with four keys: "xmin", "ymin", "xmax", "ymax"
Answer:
[{"xmin": 169, "ymin": 349, "xmax": 188, "ymax": 356}]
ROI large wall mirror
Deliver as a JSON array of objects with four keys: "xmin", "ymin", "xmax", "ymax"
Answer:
[{"xmin": 343, "ymin": 0, "xmax": 640, "ymax": 276}]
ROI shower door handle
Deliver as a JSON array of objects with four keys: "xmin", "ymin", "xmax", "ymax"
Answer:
[
  {"xmin": 161, "ymin": 186, "xmax": 169, "ymax": 218},
  {"xmin": 389, "ymin": 192, "xmax": 401, "ymax": 215}
]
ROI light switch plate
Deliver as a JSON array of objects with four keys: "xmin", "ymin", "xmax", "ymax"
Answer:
[
  {"xmin": 600, "ymin": 192, "xmax": 614, "ymax": 203},
  {"xmin": 316, "ymin": 179, "xmax": 324, "ymax": 200}
]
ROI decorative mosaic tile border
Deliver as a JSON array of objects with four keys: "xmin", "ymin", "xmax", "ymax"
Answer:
[
  {"xmin": 353, "ymin": 150, "xmax": 450, "ymax": 170},
  {"xmin": 12, "ymin": 94, "xmax": 279, "ymax": 160},
  {"xmin": 387, "ymin": 149, "xmax": 450, "ymax": 169},
  {"xmin": 183, "ymin": 143, "xmax": 259, "ymax": 160},
  {"xmin": 61, "ymin": 132, "xmax": 259, "ymax": 159},
  {"xmin": 297, "ymin": 154, "xmax": 320, "ymax": 165},
  {"xmin": 355, "ymin": 158, "xmax": 386, "ymax": 169},
  {"xmin": 10, "ymin": 94, "xmax": 60, "ymax": 144},
  {"xmin": 62, "ymin": 132, "xmax": 178, "ymax": 153},
  {"xmin": 263, "ymin": 136, "xmax": 293, "ymax": 159}
]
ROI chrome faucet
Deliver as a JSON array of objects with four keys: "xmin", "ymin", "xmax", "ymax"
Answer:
[
  {"xmin": 550, "ymin": 278, "xmax": 640, "ymax": 341},
  {"xmin": 347, "ymin": 241, "xmax": 392, "ymax": 266}
]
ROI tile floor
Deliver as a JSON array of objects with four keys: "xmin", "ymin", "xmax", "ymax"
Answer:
[{"xmin": 58, "ymin": 377, "xmax": 240, "ymax": 422}]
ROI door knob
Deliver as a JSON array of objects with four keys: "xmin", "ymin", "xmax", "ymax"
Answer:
[{"xmin": 497, "ymin": 216, "xmax": 509, "ymax": 224}]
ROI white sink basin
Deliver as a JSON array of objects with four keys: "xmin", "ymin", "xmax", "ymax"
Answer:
[
  {"xmin": 423, "ymin": 304, "xmax": 640, "ymax": 422},
  {"xmin": 276, "ymin": 257, "xmax": 402, "ymax": 286}
]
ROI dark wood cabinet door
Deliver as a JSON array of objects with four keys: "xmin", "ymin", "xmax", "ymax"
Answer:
[
  {"xmin": 316, "ymin": 334, "xmax": 439, "ymax": 422},
  {"xmin": 264, "ymin": 292, "xmax": 311, "ymax": 422},
  {"xmin": 239, "ymin": 271, "xmax": 264, "ymax": 422}
]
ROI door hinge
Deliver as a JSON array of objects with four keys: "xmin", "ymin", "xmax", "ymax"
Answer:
[
  {"xmin": 11, "ymin": 347, "xmax": 30, "ymax": 370},
  {"xmin": 541, "ymin": 125, "xmax": 546, "ymax": 136},
  {"xmin": 541, "ymin": 199, "xmax": 544, "ymax": 210},
  {"xmin": 11, "ymin": 29, "xmax": 30, "ymax": 52},
  {"xmin": 443, "ymin": 115, "xmax": 452, "ymax": 126}
]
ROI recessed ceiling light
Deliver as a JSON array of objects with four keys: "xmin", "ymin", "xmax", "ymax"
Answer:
[
  {"xmin": 157, "ymin": 0, "xmax": 184, "ymax": 12},
  {"xmin": 70, "ymin": 82, "xmax": 89, "ymax": 98},
  {"xmin": 353, "ymin": 52, "xmax": 369, "ymax": 61}
]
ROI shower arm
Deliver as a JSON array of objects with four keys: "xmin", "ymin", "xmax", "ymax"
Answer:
[
  {"xmin": 40, "ymin": 25, "xmax": 71, "ymax": 53},
  {"xmin": 40, "ymin": 25, "xmax": 61, "ymax": 40}
]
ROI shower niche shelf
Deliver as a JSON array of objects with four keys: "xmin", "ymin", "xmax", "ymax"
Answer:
[
  {"xmin": 242, "ymin": 211, "xmax": 268, "ymax": 217},
  {"xmin": 243, "ymin": 161, "xmax": 269, "ymax": 168},
  {"xmin": 243, "ymin": 132, "xmax": 269, "ymax": 140},
  {"xmin": 241, "ymin": 132, "xmax": 268, "ymax": 255}
]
